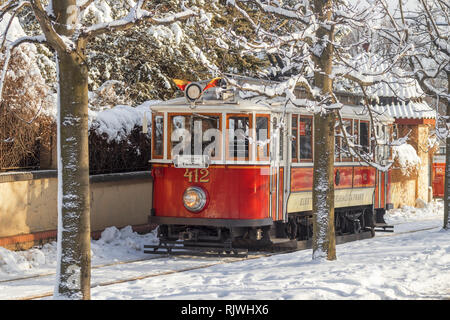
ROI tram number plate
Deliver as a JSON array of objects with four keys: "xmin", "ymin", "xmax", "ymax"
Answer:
[{"xmin": 184, "ymin": 168, "xmax": 210, "ymax": 183}]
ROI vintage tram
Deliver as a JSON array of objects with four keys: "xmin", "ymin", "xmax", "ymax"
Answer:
[{"xmin": 146, "ymin": 78, "xmax": 393, "ymax": 251}]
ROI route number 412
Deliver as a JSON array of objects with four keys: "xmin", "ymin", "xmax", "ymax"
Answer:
[{"xmin": 184, "ymin": 168, "xmax": 210, "ymax": 183}]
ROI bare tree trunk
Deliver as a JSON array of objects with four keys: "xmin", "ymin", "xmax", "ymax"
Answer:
[
  {"xmin": 312, "ymin": 112, "xmax": 336, "ymax": 260},
  {"xmin": 311, "ymin": 0, "xmax": 337, "ymax": 260},
  {"xmin": 52, "ymin": 0, "xmax": 91, "ymax": 299}
]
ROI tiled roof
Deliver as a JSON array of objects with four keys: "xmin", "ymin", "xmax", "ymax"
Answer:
[{"xmin": 373, "ymin": 101, "xmax": 435, "ymax": 119}]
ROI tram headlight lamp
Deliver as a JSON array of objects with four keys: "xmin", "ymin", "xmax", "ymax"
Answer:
[
  {"xmin": 183, "ymin": 186, "xmax": 207, "ymax": 212},
  {"xmin": 185, "ymin": 82, "xmax": 202, "ymax": 102}
]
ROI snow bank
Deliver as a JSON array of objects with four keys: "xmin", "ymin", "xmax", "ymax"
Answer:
[
  {"xmin": 0, "ymin": 225, "xmax": 159, "ymax": 278},
  {"xmin": 0, "ymin": 245, "xmax": 52, "ymax": 276},
  {"xmin": 385, "ymin": 199, "xmax": 443, "ymax": 225},
  {"xmin": 92, "ymin": 225, "xmax": 159, "ymax": 261}
]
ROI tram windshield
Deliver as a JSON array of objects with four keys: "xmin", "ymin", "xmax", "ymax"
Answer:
[
  {"xmin": 151, "ymin": 111, "xmax": 273, "ymax": 163},
  {"xmin": 227, "ymin": 115, "xmax": 250, "ymax": 160},
  {"xmin": 169, "ymin": 113, "xmax": 221, "ymax": 159}
]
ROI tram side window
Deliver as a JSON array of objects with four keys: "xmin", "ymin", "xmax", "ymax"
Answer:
[
  {"xmin": 299, "ymin": 117, "xmax": 312, "ymax": 161},
  {"xmin": 272, "ymin": 117, "xmax": 283, "ymax": 160},
  {"xmin": 291, "ymin": 115, "xmax": 298, "ymax": 162},
  {"xmin": 353, "ymin": 120, "xmax": 359, "ymax": 160},
  {"xmin": 335, "ymin": 122, "xmax": 340, "ymax": 161},
  {"xmin": 256, "ymin": 115, "xmax": 269, "ymax": 160},
  {"xmin": 153, "ymin": 114, "xmax": 164, "ymax": 158},
  {"xmin": 228, "ymin": 115, "xmax": 250, "ymax": 160},
  {"xmin": 341, "ymin": 119, "xmax": 353, "ymax": 161},
  {"xmin": 359, "ymin": 121, "xmax": 370, "ymax": 154}
]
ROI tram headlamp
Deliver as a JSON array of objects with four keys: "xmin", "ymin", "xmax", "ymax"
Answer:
[
  {"xmin": 185, "ymin": 82, "xmax": 202, "ymax": 102},
  {"xmin": 182, "ymin": 186, "xmax": 207, "ymax": 212}
]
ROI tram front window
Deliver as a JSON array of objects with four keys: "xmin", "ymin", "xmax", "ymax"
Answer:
[
  {"xmin": 228, "ymin": 115, "xmax": 250, "ymax": 160},
  {"xmin": 170, "ymin": 114, "xmax": 221, "ymax": 159}
]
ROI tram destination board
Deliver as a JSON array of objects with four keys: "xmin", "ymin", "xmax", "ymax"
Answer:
[{"xmin": 173, "ymin": 155, "xmax": 211, "ymax": 168}]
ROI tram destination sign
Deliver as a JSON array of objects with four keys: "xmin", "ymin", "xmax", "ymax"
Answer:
[{"xmin": 173, "ymin": 155, "xmax": 211, "ymax": 168}]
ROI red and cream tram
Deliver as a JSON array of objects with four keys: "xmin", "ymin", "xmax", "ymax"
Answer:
[{"xmin": 147, "ymin": 79, "xmax": 393, "ymax": 249}]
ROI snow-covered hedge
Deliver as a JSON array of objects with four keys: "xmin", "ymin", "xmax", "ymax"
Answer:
[{"xmin": 88, "ymin": 101, "xmax": 157, "ymax": 174}]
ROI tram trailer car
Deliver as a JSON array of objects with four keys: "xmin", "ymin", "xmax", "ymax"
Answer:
[{"xmin": 148, "ymin": 80, "xmax": 394, "ymax": 248}]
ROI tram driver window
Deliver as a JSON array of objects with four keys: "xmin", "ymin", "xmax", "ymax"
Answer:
[
  {"xmin": 152, "ymin": 114, "xmax": 164, "ymax": 158},
  {"xmin": 169, "ymin": 114, "xmax": 221, "ymax": 159},
  {"xmin": 228, "ymin": 115, "xmax": 250, "ymax": 160},
  {"xmin": 299, "ymin": 117, "xmax": 312, "ymax": 161}
]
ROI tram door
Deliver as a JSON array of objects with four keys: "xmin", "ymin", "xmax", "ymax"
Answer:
[
  {"xmin": 269, "ymin": 114, "xmax": 288, "ymax": 222},
  {"xmin": 374, "ymin": 124, "xmax": 391, "ymax": 212}
]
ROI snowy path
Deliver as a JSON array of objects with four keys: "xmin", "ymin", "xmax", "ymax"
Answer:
[
  {"xmin": 87, "ymin": 226, "xmax": 449, "ymax": 300},
  {"xmin": 0, "ymin": 201, "xmax": 448, "ymax": 300},
  {"xmin": 2, "ymin": 256, "xmax": 243, "ymax": 300}
]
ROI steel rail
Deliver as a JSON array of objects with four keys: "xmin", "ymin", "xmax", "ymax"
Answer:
[
  {"xmin": 0, "ymin": 255, "xmax": 165, "ymax": 284},
  {"xmin": 14, "ymin": 250, "xmax": 294, "ymax": 300}
]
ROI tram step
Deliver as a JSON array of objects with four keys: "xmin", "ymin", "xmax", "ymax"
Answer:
[
  {"xmin": 143, "ymin": 243, "xmax": 248, "ymax": 258},
  {"xmin": 374, "ymin": 223, "xmax": 394, "ymax": 232}
]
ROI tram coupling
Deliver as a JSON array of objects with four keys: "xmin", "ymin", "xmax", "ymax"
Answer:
[{"xmin": 143, "ymin": 240, "xmax": 249, "ymax": 258}]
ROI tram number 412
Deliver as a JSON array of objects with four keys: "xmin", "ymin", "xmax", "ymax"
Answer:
[{"xmin": 184, "ymin": 168, "xmax": 210, "ymax": 183}]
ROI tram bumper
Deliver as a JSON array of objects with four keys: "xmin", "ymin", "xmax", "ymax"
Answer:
[{"xmin": 148, "ymin": 215, "xmax": 273, "ymax": 228}]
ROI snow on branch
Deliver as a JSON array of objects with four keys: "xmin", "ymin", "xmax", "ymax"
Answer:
[
  {"xmin": 29, "ymin": 0, "xmax": 72, "ymax": 52},
  {"xmin": 226, "ymin": 74, "xmax": 315, "ymax": 101},
  {"xmin": 81, "ymin": 3, "xmax": 196, "ymax": 39},
  {"xmin": 247, "ymin": 0, "xmax": 313, "ymax": 25}
]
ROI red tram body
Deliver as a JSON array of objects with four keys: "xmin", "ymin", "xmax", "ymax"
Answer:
[{"xmin": 148, "ymin": 81, "xmax": 393, "ymax": 247}]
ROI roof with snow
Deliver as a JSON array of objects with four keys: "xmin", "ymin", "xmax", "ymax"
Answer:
[
  {"xmin": 335, "ymin": 52, "xmax": 435, "ymax": 121},
  {"xmin": 337, "ymin": 52, "xmax": 425, "ymax": 99},
  {"xmin": 373, "ymin": 101, "xmax": 435, "ymax": 120}
]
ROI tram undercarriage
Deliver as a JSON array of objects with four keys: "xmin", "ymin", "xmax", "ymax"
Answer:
[
  {"xmin": 148, "ymin": 205, "xmax": 378, "ymax": 255},
  {"xmin": 275, "ymin": 205, "xmax": 376, "ymax": 241}
]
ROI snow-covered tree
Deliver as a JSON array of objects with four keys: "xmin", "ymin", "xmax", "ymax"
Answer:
[
  {"xmin": 82, "ymin": 0, "xmax": 267, "ymax": 103},
  {"xmin": 223, "ymin": 0, "xmax": 415, "ymax": 260},
  {"xmin": 376, "ymin": 0, "xmax": 449, "ymax": 229},
  {"xmin": 0, "ymin": 0, "xmax": 197, "ymax": 300}
]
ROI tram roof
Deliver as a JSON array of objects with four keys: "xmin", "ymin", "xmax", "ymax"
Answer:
[{"xmin": 149, "ymin": 90, "xmax": 394, "ymax": 124}]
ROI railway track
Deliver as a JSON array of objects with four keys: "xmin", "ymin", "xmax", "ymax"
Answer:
[
  {"xmin": 14, "ymin": 251, "xmax": 283, "ymax": 300},
  {"xmin": 3, "ymin": 224, "xmax": 441, "ymax": 300},
  {"xmin": 0, "ymin": 256, "xmax": 165, "ymax": 285}
]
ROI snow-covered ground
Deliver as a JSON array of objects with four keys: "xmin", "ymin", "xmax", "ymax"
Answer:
[{"xmin": 0, "ymin": 201, "xmax": 448, "ymax": 300}]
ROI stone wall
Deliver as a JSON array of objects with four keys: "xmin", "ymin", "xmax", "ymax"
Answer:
[{"xmin": 0, "ymin": 170, "xmax": 153, "ymax": 250}]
